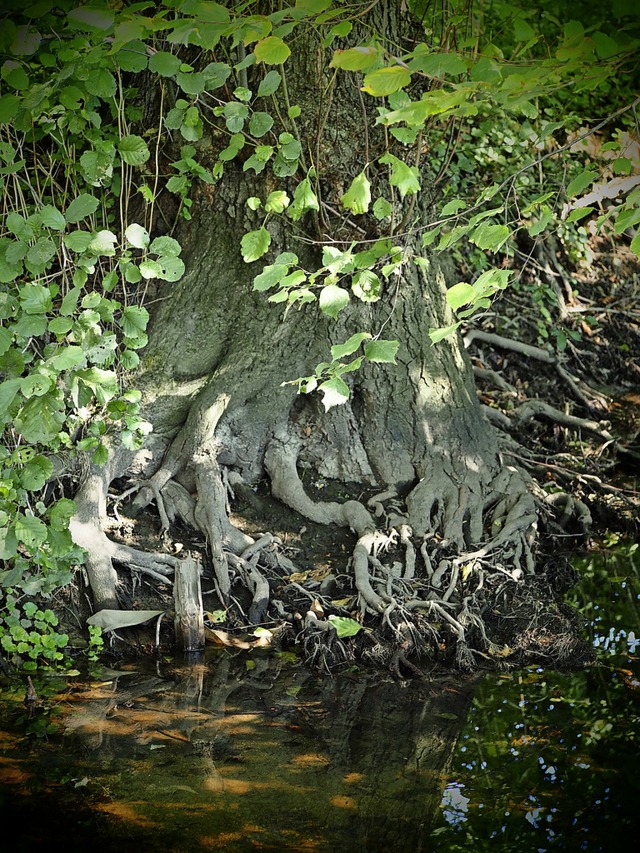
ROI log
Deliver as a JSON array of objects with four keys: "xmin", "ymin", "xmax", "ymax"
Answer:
[{"xmin": 173, "ymin": 555, "xmax": 205, "ymax": 653}]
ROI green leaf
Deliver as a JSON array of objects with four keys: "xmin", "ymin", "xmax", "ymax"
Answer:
[
  {"xmin": 379, "ymin": 153, "xmax": 420, "ymax": 197},
  {"xmin": 121, "ymin": 306, "xmax": 149, "ymax": 338},
  {"xmin": 341, "ymin": 172, "xmax": 371, "ymax": 215},
  {"xmin": 203, "ymin": 61, "xmax": 232, "ymax": 89},
  {"xmin": 49, "ymin": 346, "xmax": 85, "ymax": 371},
  {"xmin": 241, "ymin": 227, "xmax": 271, "ymax": 263},
  {"xmin": 21, "ymin": 456, "xmax": 54, "ymax": 491},
  {"xmin": 156, "ymin": 257, "xmax": 185, "ymax": 282},
  {"xmin": 14, "ymin": 393, "xmax": 66, "ymax": 442},
  {"xmin": 362, "ymin": 66, "xmax": 411, "ymax": 97},
  {"xmin": 255, "ymin": 36, "xmax": 291, "ymax": 65},
  {"xmin": 352, "ymin": 270, "xmax": 380, "ymax": 302},
  {"xmin": 65, "ymin": 193, "xmax": 100, "ymax": 224},
  {"xmin": 224, "ymin": 101, "xmax": 249, "ymax": 132},
  {"xmin": 373, "ymin": 197, "xmax": 393, "ymax": 221},
  {"xmin": 327, "ymin": 615, "xmax": 362, "ymax": 637},
  {"xmin": 319, "ymin": 284, "xmax": 349, "ymax": 319},
  {"xmin": 253, "ymin": 262, "xmax": 290, "ymax": 291},
  {"xmin": 148, "ymin": 51, "xmax": 181, "ymax": 77},
  {"xmin": 26, "ymin": 237, "xmax": 57, "ymax": 269},
  {"xmin": 249, "ymin": 111, "xmax": 274, "ymax": 137},
  {"xmin": 0, "ymin": 378, "xmax": 21, "ymax": 415},
  {"xmin": 47, "ymin": 497, "xmax": 76, "ymax": 532},
  {"xmin": 40, "ymin": 205, "xmax": 66, "ymax": 231},
  {"xmin": 330, "ymin": 333, "xmax": 371, "ymax": 361},
  {"xmin": 429, "ymin": 322, "xmax": 460, "ymax": 344},
  {"xmin": 288, "ymin": 178, "xmax": 319, "ymax": 221},
  {"xmin": 139, "ymin": 259, "xmax": 162, "ymax": 279},
  {"xmin": 257, "ymin": 70, "xmax": 282, "ymax": 97},
  {"xmin": 0, "ymin": 327, "xmax": 11, "ymax": 357},
  {"xmin": 364, "ymin": 339, "xmax": 399, "ymax": 363},
  {"xmin": 150, "ymin": 236, "xmax": 182, "ymax": 257},
  {"xmin": 330, "ymin": 46, "xmax": 380, "ymax": 72},
  {"xmin": 265, "ymin": 190, "xmax": 290, "ymax": 213},
  {"xmin": 89, "ymin": 230, "xmax": 118, "ymax": 256},
  {"xmin": 614, "ymin": 207, "xmax": 640, "ymax": 235},
  {"xmin": 446, "ymin": 282, "xmax": 475, "ymax": 311},
  {"xmin": 14, "ymin": 514, "xmax": 48, "ymax": 549},
  {"xmin": 118, "ymin": 135, "xmax": 150, "ymax": 166},
  {"xmin": 318, "ymin": 376, "xmax": 350, "ymax": 410},
  {"xmin": 67, "ymin": 6, "xmax": 115, "ymax": 31},
  {"xmin": 441, "ymin": 199, "xmax": 466, "ymax": 216},
  {"xmin": 20, "ymin": 283, "xmax": 52, "ymax": 314},
  {"xmin": 64, "ymin": 230, "xmax": 93, "ymax": 252},
  {"xmin": 409, "ymin": 49, "xmax": 467, "ymax": 78},
  {"xmin": 125, "ymin": 223, "xmax": 150, "ymax": 249},
  {"xmin": 21, "ymin": 373, "xmax": 52, "ymax": 398},
  {"xmin": 469, "ymin": 223, "xmax": 510, "ymax": 252},
  {"xmin": 0, "ymin": 94, "xmax": 21, "ymax": 124},
  {"xmin": 566, "ymin": 170, "xmax": 597, "ymax": 199},
  {"xmin": 176, "ymin": 70, "xmax": 207, "ymax": 95}
]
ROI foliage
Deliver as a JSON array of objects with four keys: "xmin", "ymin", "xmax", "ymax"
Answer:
[
  {"xmin": 0, "ymin": 0, "xmax": 639, "ymax": 661},
  {"xmin": 429, "ymin": 542, "xmax": 640, "ymax": 851},
  {"xmin": 0, "ymin": 593, "xmax": 69, "ymax": 671}
]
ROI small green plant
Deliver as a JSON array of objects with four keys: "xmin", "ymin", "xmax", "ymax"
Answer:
[
  {"xmin": 87, "ymin": 624, "xmax": 104, "ymax": 662},
  {"xmin": 0, "ymin": 593, "xmax": 69, "ymax": 671}
]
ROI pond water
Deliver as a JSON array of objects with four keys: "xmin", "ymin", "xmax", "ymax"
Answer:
[{"xmin": 1, "ymin": 542, "xmax": 638, "ymax": 852}]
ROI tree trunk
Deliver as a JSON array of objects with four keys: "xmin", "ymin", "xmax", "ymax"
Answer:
[{"xmin": 70, "ymin": 0, "xmax": 580, "ymax": 671}]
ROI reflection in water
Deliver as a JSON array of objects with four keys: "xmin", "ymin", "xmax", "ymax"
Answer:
[
  {"xmin": 430, "ymin": 543, "xmax": 640, "ymax": 851},
  {"xmin": 1, "ymin": 544, "xmax": 638, "ymax": 851},
  {"xmin": 0, "ymin": 656, "xmax": 474, "ymax": 852}
]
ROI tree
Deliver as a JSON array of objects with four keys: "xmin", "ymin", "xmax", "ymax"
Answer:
[{"xmin": 0, "ymin": 0, "xmax": 638, "ymax": 671}]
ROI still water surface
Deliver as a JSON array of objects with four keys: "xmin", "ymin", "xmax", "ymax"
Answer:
[{"xmin": 1, "ymin": 543, "xmax": 638, "ymax": 852}]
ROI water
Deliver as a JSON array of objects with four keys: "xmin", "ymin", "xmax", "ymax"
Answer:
[{"xmin": 0, "ymin": 542, "xmax": 638, "ymax": 851}]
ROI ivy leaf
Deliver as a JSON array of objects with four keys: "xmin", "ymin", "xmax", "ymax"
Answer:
[
  {"xmin": 117, "ymin": 135, "xmax": 150, "ymax": 166},
  {"xmin": 362, "ymin": 66, "xmax": 412, "ymax": 97},
  {"xmin": 319, "ymin": 284, "xmax": 350, "ymax": 319},
  {"xmin": 318, "ymin": 376, "xmax": 350, "ymax": 410},
  {"xmin": 363, "ymin": 339, "xmax": 399, "ymax": 363},
  {"xmin": 341, "ymin": 172, "xmax": 371, "ymax": 215},
  {"xmin": 65, "ymin": 193, "xmax": 100, "ymax": 224},
  {"xmin": 255, "ymin": 36, "xmax": 291, "ymax": 65},
  {"xmin": 241, "ymin": 227, "xmax": 271, "ymax": 262}
]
